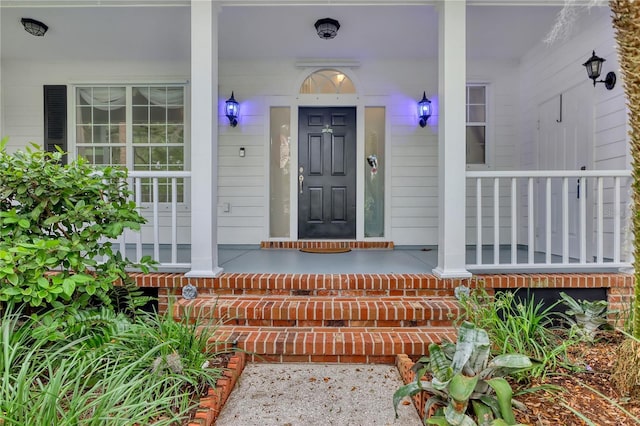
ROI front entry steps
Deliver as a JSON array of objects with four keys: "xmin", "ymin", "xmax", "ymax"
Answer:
[
  {"xmin": 172, "ymin": 274, "xmax": 459, "ymax": 363},
  {"xmin": 150, "ymin": 271, "xmax": 633, "ymax": 364}
]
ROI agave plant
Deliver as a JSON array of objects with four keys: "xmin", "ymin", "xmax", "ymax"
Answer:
[
  {"xmin": 559, "ymin": 292, "xmax": 616, "ymax": 341},
  {"xmin": 393, "ymin": 322, "xmax": 532, "ymax": 426}
]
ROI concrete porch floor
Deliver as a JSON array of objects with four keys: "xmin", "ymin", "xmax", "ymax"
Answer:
[{"xmin": 216, "ymin": 245, "xmax": 622, "ymax": 274}]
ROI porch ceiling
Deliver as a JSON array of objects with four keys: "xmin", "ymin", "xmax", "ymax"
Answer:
[{"xmin": 0, "ymin": 3, "xmax": 601, "ymax": 63}]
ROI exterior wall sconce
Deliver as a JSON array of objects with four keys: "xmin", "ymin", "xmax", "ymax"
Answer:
[
  {"xmin": 582, "ymin": 50, "xmax": 616, "ymax": 90},
  {"xmin": 225, "ymin": 92, "xmax": 239, "ymax": 127},
  {"xmin": 314, "ymin": 18, "xmax": 340, "ymax": 40},
  {"xmin": 418, "ymin": 92, "xmax": 432, "ymax": 127},
  {"xmin": 21, "ymin": 18, "xmax": 48, "ymax": 37}
]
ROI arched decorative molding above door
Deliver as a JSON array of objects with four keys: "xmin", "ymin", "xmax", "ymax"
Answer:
[{"xmin": 299, "ymin": 69, "xmax": 356, "ymax": 94}]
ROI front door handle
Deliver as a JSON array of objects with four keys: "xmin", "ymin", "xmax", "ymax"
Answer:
[{"xmin": 299, "ymin": 174, "xmax": 304, "ymax": 194}]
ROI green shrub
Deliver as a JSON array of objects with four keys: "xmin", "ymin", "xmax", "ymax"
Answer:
[
  {"xmin": 457, "ymin": 289, "xmax": 577, "ymax": 379},
  {"xmin": 0, "ymin": 138, "xmax": 152, "ymax": 310}
]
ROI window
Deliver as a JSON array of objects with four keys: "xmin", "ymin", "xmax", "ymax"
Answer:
[
  {"xmin": 466, "ymin": 84, "xmax": 487, "ymax": 165},
  {"xmin": 269, "ymin": 107, "xmax": 291, "ymax": 238},
  {"xmin": 75, "ymin": 85, "xmax": 187, "ymax": 202},
  {"xmin": 300, "ymin": 69, "xmax": 355, "ymax": 94},
  {"xmin": 364, "ymin": 107, "xmax": 385, "ymax": 238}
]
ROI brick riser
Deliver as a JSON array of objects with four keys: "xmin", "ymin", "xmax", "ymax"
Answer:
[
  {"xmin": 175, "ymin": 296, "xmax": 459, "ymax": 327},
  {"xmin": 208, "ymin": 326, "xmax": 457, "ymax": 364}
]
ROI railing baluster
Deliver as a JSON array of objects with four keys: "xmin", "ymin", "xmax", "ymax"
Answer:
[
  {"xmin": 597, "ymin": 177, "xmax": 604, "ymax": 263},
  {"xmin": 152, "ymin": 178, "xmax": 160, "ymax": 262},
  {"xmin": 171, "ymin": 178, "xmax": 178, "ymax": 265},
  {"xmin": 579, "ymin": 176, "xmax": 586, "ymax": 263},
  {"xmin": 562, "ymin": 177, "xmax": 569, "ymax": 263},
  {"xmin": 476, "ymin": 178, "xmax": 482, "ymax": 265},
  {"xmin": 493, "ymin": 177, "xmax": 500, "ymax": 265},
  {"xmin": 528, "ymin": 177, "xmax": 534, "ymax": 264},
  {"xmin": 614, "ymin": 176, "xmax": 621, "ymax": 263},
  {"xmin": 511, "ymin": 177, "xmax": 517, "ymax": 264},
  {"xmin": 135, "ymin": 178, "xmax": 143, "ymax": 263},
  {"xmin": 546, "ymin": 177, "xmax": 551, "ymax": 264}
]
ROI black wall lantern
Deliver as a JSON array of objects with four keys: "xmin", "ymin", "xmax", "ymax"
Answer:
[
  {"xmin": 418, "ymin": 92, "xmax": 432, "ymax": 127},
  {"xmin": 21, "ymin": 18, "xmax": 48, "ymax": 37},
  {"xmin": 582, "ymin": 50, "xmax": 616, "ymax": 90},
  {"xmin": 225, "ymin": 92, "xmax": 239, "ymax": 127},
  {"xmin": 314, "ymin": 18, "xmax": 340, "ymax": 40}
]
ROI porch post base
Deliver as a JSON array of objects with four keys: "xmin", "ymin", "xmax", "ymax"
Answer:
[
  {"xmin": 185, "ymin": 267, "xmax": 224, "ymax": 278},
  {"xmin": 431, "ymin": 267, "xmax": 472, "ymax": 279}
]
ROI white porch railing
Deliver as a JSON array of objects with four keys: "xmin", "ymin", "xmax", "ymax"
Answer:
[
  {"xmin": 113, "ymin": 171, "xmax": 192, "ymax": 270},
  {"xmin": 466, "ymin": 170, "xmax": 632, "ymax": 271}
]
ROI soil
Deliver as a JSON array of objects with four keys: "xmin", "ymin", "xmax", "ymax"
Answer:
[{"xmin": 513, "ymin": 331, "xmax": 640, "ymax": 425}]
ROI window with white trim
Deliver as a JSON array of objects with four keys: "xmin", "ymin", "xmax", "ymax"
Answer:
[
  {"xmin": 466, "ymin": 84, "xmax": 487, "ymax": 165},
  {"xmin": 74, "ymin": 85, "xmax": 187, "ymax": 202}
]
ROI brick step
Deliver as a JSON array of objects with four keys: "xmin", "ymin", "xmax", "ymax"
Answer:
[
  {"xmin": 175, "ymin": 295, "xmax": 459, "ymax": 327},
  {"xmin": 200, "ymin": 274, "xmax": 458, "ymax": 297},
  {"xmin": 208, "ymin": 325, "xmax": 457, "ymax": 363}
]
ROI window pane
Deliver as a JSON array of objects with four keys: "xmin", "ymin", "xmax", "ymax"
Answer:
[
  {"xmin": 167, "ymin": 107, "xmax": 184, "ymax": 124},
  {"xmin": 134, "ymin": 147, "xmax": 150, "ymax": 168},
  {"xmin": 76, "ymin": 126, "xmax": 92, "ymax": 144},
  {"xmin": 133, "ymin": 125, "xmax": 149, "ymax": 143},
  {"xmin": 150, "ymin": 106, "xmax": 166, "ymax": 124},
  {"xmin": 269, "ymin": 107, "xmax": 291, "ymax": 238},
  {"xmin": 466, "ymin": 126, "xmax": 485, "ymax": 164},
  {"xmin": 151, "ymin": 146, "xmax": 168, "ymax": 168},
  {"xmin": 150, "ymin": 126, "xmax": 166, "ymax": 144},
  {"xmin": 133, "ymin": 106, "xmax": 148, "ymax": 124},
  {"xmin": 365, "ymin": 107, "xmax": 385, "ymax": 237},
  {"xmin": 468, "ymin": 86, "xmax": 485, "ymax": 104},
  {"xmin": 167, "ymin": 146, "xmax": 184, "ymax": 170},
  {"xmin": 76, "ymin": 107, "xmax": 92, "ymax": 125},
  {"xmin": 468, "ymin": 105, "xmax": 485, "ymax": 122},
  {"xmin": 93, "ymin": 108, "xmax": 109, "ymax": 125},
  {"xmin": 92, "ymin": 126, "xmax": 110, "ymax": 144},
  {"xmin": 167, "ymin": 125, "xmax": 184, "ymax": 143},
  {"xmin": 109, "ymin": 125, "xmax": 125, "ymax": 143}
]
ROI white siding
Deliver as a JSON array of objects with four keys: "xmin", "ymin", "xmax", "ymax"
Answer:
[{"xmin": 517, "ymin": 7, "xmax": 630, "ymax": 259}]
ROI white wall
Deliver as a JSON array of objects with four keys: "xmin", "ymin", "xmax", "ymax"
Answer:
[
  {"xmin": 1, "ymin": 59, "xmax": 188, "ymax": 152},
  {"xmin": 517, "ymin": 7, "xmax": 630, "ymax": 259},
  {"xmin": 1, "ymin": 54, "xmax": 523, "ymax": 246},
  {"xmin": 218, "ymin": 58, "xmax": 521, "ymax": 245},
  {"xmin": 0, "ymin": 58, "xmax": 191, "ymax": 243}
]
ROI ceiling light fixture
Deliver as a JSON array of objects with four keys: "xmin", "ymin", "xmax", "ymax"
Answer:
[
  {"xmin": 314, "ymin": 18, "xmax": 340, "ymax": 40},
  {"xmin": 21, "ymin": 18, "xmax": 48, "ymax": 37}
]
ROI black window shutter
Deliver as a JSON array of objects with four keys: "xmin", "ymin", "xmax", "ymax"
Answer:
[{"xmin": 43, "ymin": 85, "xmax": 67, "ymax": 164}]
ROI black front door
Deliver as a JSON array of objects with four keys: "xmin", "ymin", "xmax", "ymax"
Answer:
[{"xmin": 298, "ymin": 107, "xmax": 356, "ymax": 239}]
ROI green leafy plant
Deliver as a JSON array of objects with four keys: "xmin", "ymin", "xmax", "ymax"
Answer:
[
  {"xmin": 0, "ymin": 302, "xmax": 226, "ymax": 425},
  {"xmin": 0, "ymin": 138, "xmax": 153, "ymax": 310},
  {"xmin": 457, "ymin": 289, "xmax": 576, "ymax": 379},
  {"xmin": 558, "ymin": 292, "xmax": 616, "ymax": 341},
  {"xmin": 393, "ymin": 322, "xmax": 532, "ymax": 425}
]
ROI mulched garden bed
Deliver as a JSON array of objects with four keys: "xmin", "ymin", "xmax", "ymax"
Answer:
[
  {"xmin": 397, "ymin": 331, "xmax": 640, "ymax": 425},
  {"xmin": 514, "ymin": 332, "xmax": 640, "ymax": 425}
]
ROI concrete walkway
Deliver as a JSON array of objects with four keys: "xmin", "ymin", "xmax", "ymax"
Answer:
[{"xmin": 215, "ymin": 363, "xmax": 422, "ymax": 426}]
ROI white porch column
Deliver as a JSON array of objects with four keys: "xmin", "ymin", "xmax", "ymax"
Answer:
[
  {"xmin": 432, "ymin": 0, "xmax": 471, "ymax": 279},
  {"xmin": 186, "ymin": 0, "xmax": 223, "ymax": 277}
]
